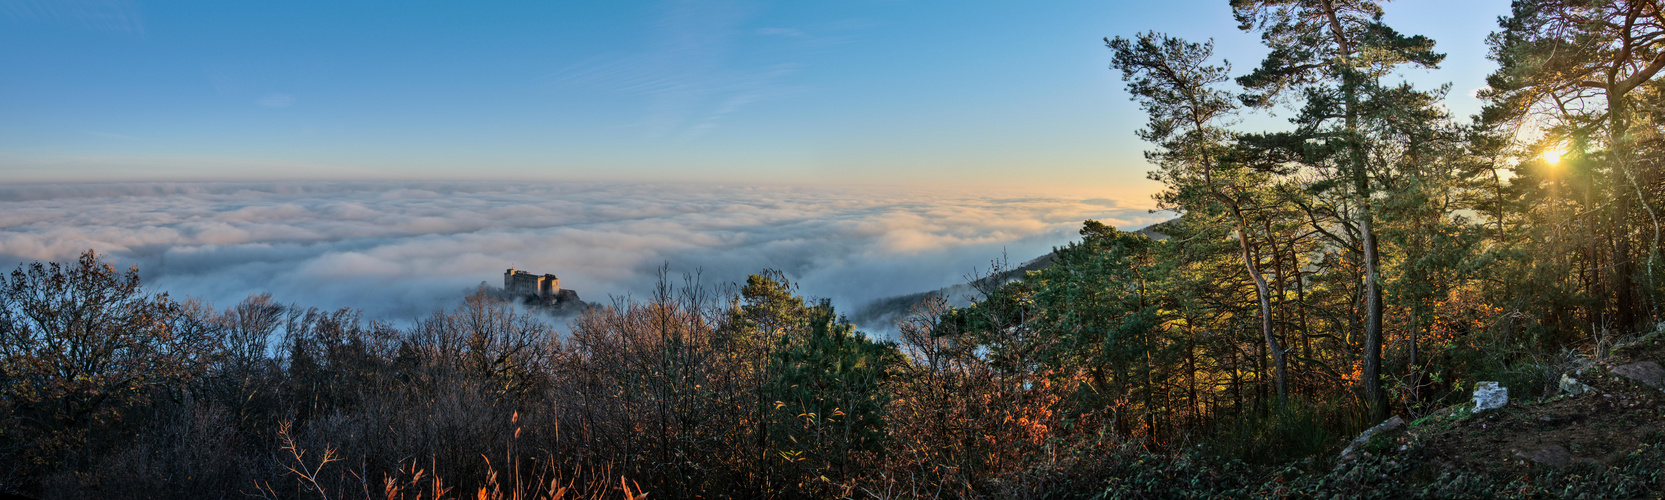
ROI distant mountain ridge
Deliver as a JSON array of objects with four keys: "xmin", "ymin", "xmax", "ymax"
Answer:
[{"xmin": 849, "ymin": 221, "xmax": 1172, "ymax": 332}]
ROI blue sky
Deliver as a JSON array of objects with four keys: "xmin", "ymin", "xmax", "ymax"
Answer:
[{"xmin": 2, "ymin": 0, "xmax": 1511, "ymax": 199}]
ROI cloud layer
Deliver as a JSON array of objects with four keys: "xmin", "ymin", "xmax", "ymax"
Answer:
[{"xmin": 0, "ymin": 181, "xmax": 1161, "ymax": 329}]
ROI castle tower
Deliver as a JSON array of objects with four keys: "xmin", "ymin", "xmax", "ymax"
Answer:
[{"xmin": 539, "ymin": 274, "xmax": 560, "ymax": 297}]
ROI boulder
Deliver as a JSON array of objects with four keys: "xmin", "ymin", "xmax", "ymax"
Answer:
[
  {"xmin": 1611, "ymin": 361, "xmax": 1664, "ymax": 389},
  {"xmin": 1559, "ymin": 373, "xmax": 1594, "ymax": 395},
  {"xmin": 1473, "ymin": 381, "xmax": 1508, "ymax": 412}
]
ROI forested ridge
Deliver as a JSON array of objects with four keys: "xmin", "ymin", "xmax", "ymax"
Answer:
[{"xmin": 8, "ymin": 0, "xmax": 1665, "ymax": 498}]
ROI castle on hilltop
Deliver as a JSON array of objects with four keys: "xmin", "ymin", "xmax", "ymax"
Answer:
[
  {"xmin": 505, "ymin": 268, "xmax": 561, "ymax": 298},
  {"xmin": 504, "ymin": 267, "xmax": 583, "ymax": 309}
]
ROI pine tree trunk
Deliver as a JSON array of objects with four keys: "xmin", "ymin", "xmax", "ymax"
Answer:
[
  {"xmin": 1343, "ymin": 68, "xmax": 1388, "ymax": 422},
  {"xmin": 1236, "ymin": 226, "xmax": 1286, "ymax": 404}
]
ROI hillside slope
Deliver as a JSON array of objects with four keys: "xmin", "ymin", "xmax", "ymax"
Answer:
[
  {"xmin": 849, "ymin": 222, "xmax": 1172, "ymax": 332},
  {"xmin": 1258, "ymin": 335, "xmax": 1663, "ymax": 498},
  {"xmin": 1016, "ymin": 332, "xmax": 1665, "ymax": 499}
]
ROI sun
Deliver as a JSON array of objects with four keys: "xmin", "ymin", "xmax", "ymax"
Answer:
[{"xmin": 1543, "ymin": 143, "xmax": 1567, "ymax": 165}]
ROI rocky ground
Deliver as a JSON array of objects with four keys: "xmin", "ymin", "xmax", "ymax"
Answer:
[
  {"xmin": 1415, "ymin": 362, "xmax": 1663, "ymax": 473},
  {"xmin": 1314, "ymin": 333, "xmax": 1665, "ymax": 499}
]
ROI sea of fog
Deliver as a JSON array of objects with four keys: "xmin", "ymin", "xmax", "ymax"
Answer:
[{"xmin": 0, "ymin": 181, "xmax": 1163, "ymax": 332}]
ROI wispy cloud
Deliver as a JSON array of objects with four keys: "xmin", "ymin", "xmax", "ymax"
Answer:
[
  {"xmin": 83, "ymin": 131, "xmax": 137, "ymax": 140},
  {"xmin": 0, "ymin": 0, "xmax": 144, "ymax": 35},
  {"xmin": 256, "ymin": 93, "xmax": 296, "ymax": 108},
  {"xmin": 0, "ymin": 181, "xmax": 1162, "ymax": 328},
  {"xmin": 756, "ymin": 27, "xmax": 806, "ymax": 37},
  {"xmin": 205, "ymin": 68, "xmax": 247, "ymax": 95},
  {"xmin": 540, "ymin": 0, "xmax": 834, "ymax": 139}
]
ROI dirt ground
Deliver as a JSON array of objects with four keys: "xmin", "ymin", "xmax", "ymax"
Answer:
[{"xmin": 1389, "ymin": 342, "xmax": 1665, "ymax": 483}]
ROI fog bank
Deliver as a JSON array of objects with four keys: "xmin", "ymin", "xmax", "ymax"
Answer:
[{"xmin": 0, "ymin": 181, "xmax": 1162, "ymax": 328}]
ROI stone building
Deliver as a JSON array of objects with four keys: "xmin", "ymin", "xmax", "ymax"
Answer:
[
  {"xmin": 503, "ymin": 267, "xmax": 583, "ymax": 309},
  {"xmin": 504, "ymin": 268, "xmax": 561, "ymax": 298}
]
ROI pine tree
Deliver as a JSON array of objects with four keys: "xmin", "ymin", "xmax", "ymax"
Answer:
[{"xmin": 1231, "ymin": 0, "xmax": 1443, "ymax": 420}]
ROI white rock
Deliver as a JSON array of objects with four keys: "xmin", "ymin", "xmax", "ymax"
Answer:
[
  {"xmin": 1473, "ymin": 381, "xmax": 1508, "ymax": 412},
  {"xmin": 1559, "ymin": 373, "xmax": 1594, "ymax": 395}
]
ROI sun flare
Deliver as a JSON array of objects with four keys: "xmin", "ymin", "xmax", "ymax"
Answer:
[{"xmin": 1543, "ymin": 144, "xmax": 1567, "ymax": 165}]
